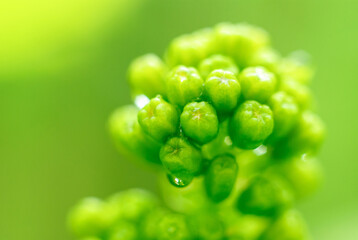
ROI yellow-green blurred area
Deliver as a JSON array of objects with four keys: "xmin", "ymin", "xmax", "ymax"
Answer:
[{"xmin": 0, "ymin": 0, "xmax": 357, "ymax": 239}]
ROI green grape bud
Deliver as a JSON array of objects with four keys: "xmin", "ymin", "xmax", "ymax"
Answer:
[
  {"xmin": 180, "ymin": 101, "xmax": 219, "ymax": 144},
  {"xmin": 249, "ymin": 48, "xmax": 281, "ymax": 73},
  {"xmin": 68, "ymin": 197, "xmax": 106, "ymax": 238},
  {"xmin": 205, "ymin": 154, "xmax": 238, "ymax": 202},
  {"xmin": 230, "ymin": 100, "xmax": 274, "ymax": 149},
  {"xmin": 267, "ymin": 91, "xmax": 299, "ymax": 141},
  {"xmin": 165, "ymin": 28, "xmax": 214, "ymax": 67},
  {"xmin": 277, "ymin": 155, "xmax": 323, "ymax": 199},
  {"xmin": 140, "ymin": 208, "xmax": 168, "ymax": 239},
  {"xmin": 237, "ymin": 174, "xmax": 294, "ymax": 216},
  {"xmin": 205, "ymin": 70, "xmax": 241, "ymax": 113},
  {"xmin": 128, "ymin": 54, "xmax": 167, "ymax": 98},
  {"xmin": 260, "ymin": 210, "xmax": 310, "ymax": 240},
  {"xmin": 156, "ymin": 213, "xmax": 191, "ymax": 240},
  {"xmin": 188, "ymin": 211, "xmax": 225, "ymax": 240},
  {"xmin": 160, "ymin": 137, "xmax": 202, "ymax": 180},
  {"xmin": 138, "ymin": 95, "xmax": 179, "ymax": 143},
  {"xmin": 280, "ymin": 78, "xmax": 312, "ymax": 110},
  {"xmin": 239, "ymin": 66, "xmax": 277, "ymax": 103},
  {"xmin": 104, "ymin": 189, "xmax": 158, "ymax": 225},
  {"xmin": 198, "ymin": 54, "xmax": 239, "ymax": 79},
  {"xmin": 166, "ymin": 65, "xmax": 204, "ymax": 108},
  {"xmin": 214, "ymin": 23, "xmax": 270, "ymax": 66},
  {"xmin": 109, "ymin": 105, "xmax": 161, "ymax": 165},
  {"xmin": 108, "ymin": 221, "xmax": 138, "ymax": 240},
  {"xmin": 275, "ymin": 111, "xmax": 325, "ymax": 157}
]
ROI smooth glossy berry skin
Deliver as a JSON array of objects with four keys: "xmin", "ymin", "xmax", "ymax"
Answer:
[
  {"xmin": 230, "ymin": 100, "xmax": 274, "ymax": 149},
  {"xmin": 104, "ymin": 189, "xmax": 158, "ymax": 225},
  {"xmin": 166, "ymin": 66, "xmax": 204, "ymax": 108},
  {"xmin": 108, "ymin": 221, "xmax": 138, "ymax": 240},
  {"xmin": 260, "ymin": 210, "xmax": 310, "ymax": 240},
  {"xmin": 267, "ymin": 91, "xmax": 299, "ymax": 141},
  {"xmin": 156, "ymin": 213, "xmax": 191, "ymax": 240},
  {"xmin": 166, "ymin": 29, "xmax": 214, "ymax": 67},
  {"xmin": 238, "ymin": 66, "xmax": 277, "ymax": 103},
  {"xmin": 109, "ymin": 106, "xmax": 161, "ymax": 165},
  {"xmin": 205, "ymin": 154, "xmax": 238, "ymax": 202},
  {"xmin": 138, "ymin": 95, "xmax": 179, "ymax": 143},
  {"xmin": 68, "ymin": 197, "xmax": 107, "ymax": 238},
  {"xmin": 160, "ymin": 137, "xmax": 202, "ymax": 180},
  {"xmin": 214, "ymin": 23, "xmax": 269, "ymax": 66},
  {"xmin": 275, "ymin": 111, "xmax": 325, "ymax": 158},
  {"xmin": 128, "ymin": 54, "xmax": 167, "ymax": 98},
  {"xmin": 280, "ymin": 78, "xmax": 312, "ymax": 110},
  {"xmin": 237, "ymin": 174, "xmax": 293, "ymax": 216},
  {"xmin": 198, "ymin": 54, "xmax": 239, "ymax": 79},
  {"xmin": 180, "ymin": 101, "xmax": 219, "ymax": 144},
  {"xmin": 205, "ymin": 70, "xmax": 241, "ymax": 113}
]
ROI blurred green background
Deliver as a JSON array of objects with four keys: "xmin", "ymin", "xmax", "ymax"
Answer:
[{"xmin": 1, "ymin": 0, "xmax": 357, "ymax": 239}]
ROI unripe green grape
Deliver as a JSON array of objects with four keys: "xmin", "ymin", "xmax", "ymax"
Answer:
[
  {"xmin": 260, "ymin": 210, "xmax": 310, "ymax": 240},
  {"xmin": 267, "ymin": 91, "xmax": 299, "ymax": 141},
  {"xmin": 138, "ymin": 95, "xmax": 179, "ymax": 143},
  {"xmin": 214, "ymin": 22, "xmax": 269, "ymax": 66},
  {"xmin": 155, "ymin": 213, "xmax": 191, "ymax": 240},
  {"xmin": 180, "ymin": 101, "xmax": 219, "ymax": 144},
  {"xmin": 128, "ymin": 54, "xmax": 167, "ymax": 98},
  {"xmin": 205, "ymin": 154, "xmax": 238, "ymax": 203},
  {"xmin": 205, "ymin": 70, "xmax": 241, "ymax": 113},
  {"xmin": 276, "ymin": 155, "xmax": 323, "ymax": 199},
  {"xmin": 249, "ymin": 48, "xmax": 281, "ymax": 73},
  {"xmin": 104, "ymin": 189, "xmax": 158, "ymax": 225},
  {"xmin": 165, "ymin": 28, "xmax": 214, "ymax": 67},
  {"xmin": 280, "ymin": 78, "xmax": 312, "ymax": 110},
  {"xmin": 230, "ymin": 100, "xmax": 274, "ymax": 149},
  {"xmin": 275, "ymin": 111, "xmax": 325, "ymax": 158},
  {"xmin": 198, "ymin": 54, "xmax": 239, "ymax": 79},
  {"xmin": 160, "ymin": 137, "xmax": 202, "ymax": 181},
  {"xmin": 108, "ymin": 221, "xmax": 138, "ymax": 240},
  {"xmin": 239, "ymin": 66, "xmax": 277, "ymax": 103},
  {"xmin": 166, "ymin": 65, "xmax": 204, "ymax": 108},
  {"xmin": 109, "ymin": 105, "xmax": 161, "ymax": 165},
  {"xmin": 188, "ymin": 211, "xmax": 225, "ymax": 240},
  {"xmin": 237, "ymin": 174, "xmax": 294, "ymax": 216},
  {"xmin": 68, "ymin": 197, "xmax": 107, "ymax": 238}
]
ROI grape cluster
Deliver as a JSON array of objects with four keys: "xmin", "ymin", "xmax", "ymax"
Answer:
[{"xmin": 69, "ymin": 22, "xmax": 325, "ymax": 240}]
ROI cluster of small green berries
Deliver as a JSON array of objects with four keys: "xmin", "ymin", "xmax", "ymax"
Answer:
[
  {"xmin": 69, "ymin": 22, "xmax": 325, "ymax": 240},
  {"xmin": 110, "ymin": 22, "xmax": 324, "ymax": 192},
  {"xmin": 68, "ymin": 187, "xmax": 311, "ymax": 240}
]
